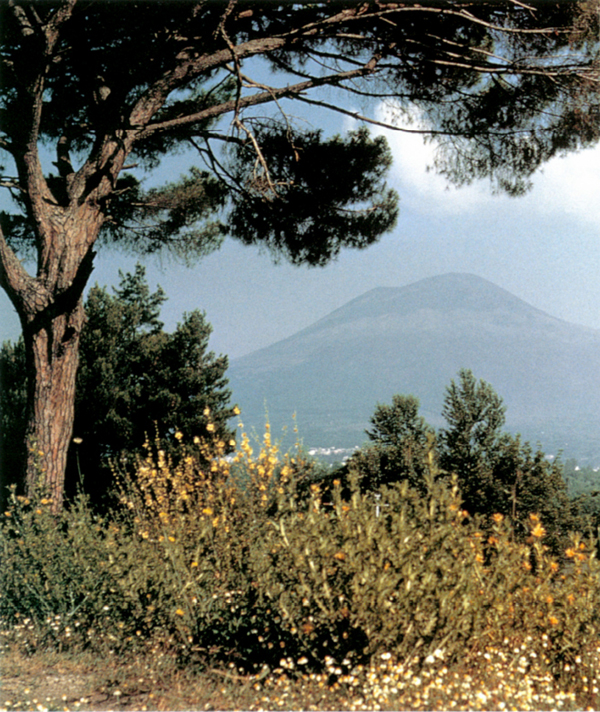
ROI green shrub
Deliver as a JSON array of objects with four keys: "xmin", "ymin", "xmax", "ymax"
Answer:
[{"xmin": 1, "ymin": 421, "xmax": 599, "ymax": 694}]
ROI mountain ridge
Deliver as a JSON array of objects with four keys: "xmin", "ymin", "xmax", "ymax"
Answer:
[{"xmin": 228, "ymin": 273, "xmax": 600, "ymax": 464}]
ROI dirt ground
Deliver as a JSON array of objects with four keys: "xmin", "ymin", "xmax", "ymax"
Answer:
[{"xmin": 0, "ymin": 648, "xmax": 256, "ymax": 711}]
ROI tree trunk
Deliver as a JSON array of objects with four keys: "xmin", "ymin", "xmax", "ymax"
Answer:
[{"xmin": 23, "ymin": 300, "xmax": 85, "ymax": 512}]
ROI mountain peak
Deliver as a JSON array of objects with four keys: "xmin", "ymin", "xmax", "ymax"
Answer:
[{"xmin": 229, "ymin": 272, "xmax": 600, "ymax": 462}]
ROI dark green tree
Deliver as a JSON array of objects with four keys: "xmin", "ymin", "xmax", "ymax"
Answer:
[
  {"xmin": 0, "ymin": 338, "xmax": 28, "ymax": 500},
  {"xmin": 0, "ymin": 265, "xmax": 236, "ymax": 505},
  {"xmin": 439, "ymin": 369, "xmax": 574, "ymax": 550},
  {"xmin": 347, "ymin": 394, "xmax": 435, "ymax": 493},
  {"xmin": 0, "ymin": 2, "xmax": 597, "ymax": 508},
  {"xmin": 438, "ymin": 368, "xmax": 508, "ymax": 511}
]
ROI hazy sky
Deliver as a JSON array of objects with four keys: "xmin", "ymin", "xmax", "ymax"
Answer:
[{"xmin": 2, "ymin": 98, "xmax": 600, "ymax": 360}]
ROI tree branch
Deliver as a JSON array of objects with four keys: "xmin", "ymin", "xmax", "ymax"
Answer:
[
  {"xmin": 0, "ymin": 222, "xmax": 48, "ymax": 319},
  {"xmin": 136, "ymin": 59, "xmax": 379, "ymax": 140}
]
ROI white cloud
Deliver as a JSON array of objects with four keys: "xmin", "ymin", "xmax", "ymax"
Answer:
[{"xmin": 371, "ymin": 102, "xmax": 600, "ymax": 226}]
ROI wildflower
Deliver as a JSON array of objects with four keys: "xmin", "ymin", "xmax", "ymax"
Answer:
[
  {"xmin": 492, "ymin": 513, "xmax": 504, "ymax": 524},
  {"xmin": 531, "ymin": 522, "xmax": 546, "ymax": 538},
  {"xmin": 566, "ymin": 548, "xmax": 576, "ymax": 558},
  {"xmin": 175, "ymin": 431, "xmax": 183, "ymax": 441},
  {"xmin": 175, "ymin": 609, "xmax": 185, "ymax": 616},
  {"xmin": 334, "ymin": 551, "xmax": 346, "ymax": 561},
  {"xmin": 233, "ymin": 405, "xmax": 241, "ymax": 416},
  {"xmin": 548, "ymin": 615, "xmax": 559, "ymax": 626},
  {"xmin": 206, "ymin": 423, "xmax": 215, "ymax": 432},
  {"xmin": 202, "ymin": 507, "xmax": 214, "ymax": 516}
]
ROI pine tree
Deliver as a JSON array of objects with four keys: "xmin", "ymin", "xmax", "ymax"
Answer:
[{"xmin": 1, "ymin": 266, "xmax": 236, "ymax": 505}]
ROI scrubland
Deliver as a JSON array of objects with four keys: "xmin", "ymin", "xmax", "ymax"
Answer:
[{"xmin": 2, "ymin": 421, "xmax": 600, "ymax": 710}]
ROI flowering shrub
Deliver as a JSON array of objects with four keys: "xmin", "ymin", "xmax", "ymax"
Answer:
[{"xmin": 1, "ymin": 418, "xmax": 599, "ymax": 695}]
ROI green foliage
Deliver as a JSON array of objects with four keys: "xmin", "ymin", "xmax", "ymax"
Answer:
[
  {"xmin": 341, "ymin": 395, "xmax": 435, "ymax": 494},
  {"xmin": 437, "ymin": 370, "xmax": 575, "ymax": 549},
  {"xmin": 343, "ymin": 371, "xmax": 574, "ymax": 553},
  {"xmin": 2, "ymin": 424, "xmax": 599, "ymax": 698},
  {"xmin": 0, "ymin": 265, "xmax": 236, "ymax": 505},
  {"xmin": 0, "ymin": 338, "xmax": 27, "ymax": 496},
  {"xmin": 439, "ymin": 368, "xmax": 507, "ymax": 489},
  {"xmin": 228, "ymin": 126, "xmax": 399, "ymax": 267}
]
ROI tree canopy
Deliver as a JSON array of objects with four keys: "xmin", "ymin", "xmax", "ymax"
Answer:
[{"xmin": 0, "ymin": 1, "xmax": 598, "ymax": 509}]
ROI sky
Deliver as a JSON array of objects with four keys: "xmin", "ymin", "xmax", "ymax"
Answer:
[{"xmin": 1, "ymin": 97, "xmax": 600, "ymax": 361}]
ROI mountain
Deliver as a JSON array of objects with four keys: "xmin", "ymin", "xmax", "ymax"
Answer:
[{"xmin": 228, "ymin": 273, "xmax": 600, "ymax": 464}]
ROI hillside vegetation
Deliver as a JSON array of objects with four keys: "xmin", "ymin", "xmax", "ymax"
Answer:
[{"xmin": 2, "ymin": 399, "xmax": 600, "ymax": 710}]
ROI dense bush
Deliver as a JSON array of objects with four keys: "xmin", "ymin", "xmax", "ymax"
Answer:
[{"xmin": 1, "ymin": 419, "xmax": 600, "ymax": 694}]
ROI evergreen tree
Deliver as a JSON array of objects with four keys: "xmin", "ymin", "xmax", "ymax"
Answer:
[
  {"xmin": 348, "ymin": 394, "xmax": 435, "ymax": 493},
  {"xmin": 0, "ymin": 266, "xmax": 236, "ymax": 505},
  {"xmin": 439, "ymin": 369, "xmax": 508, "ymax": 512},
  {"xmin": 439, "ymin": 369, "xmax": 574, "ymax": 550}
]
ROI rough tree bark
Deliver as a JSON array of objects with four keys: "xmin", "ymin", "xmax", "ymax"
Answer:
[{"xmin": 1, "ymin": 205, "xmax": 102, "ymax": 511}]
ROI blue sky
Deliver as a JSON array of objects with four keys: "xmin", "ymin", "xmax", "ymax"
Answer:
[{"xmin": 2, "ymin": 97, "xmax": 600, "ymax": 361}]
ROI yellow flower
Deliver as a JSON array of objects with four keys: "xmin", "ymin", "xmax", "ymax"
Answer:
[
  {"xmin": 531, "ymin": 522, "xmax": 546, "ymax": 538},
  {"xmin": 175, "ymin": 609, "xmax": 185, "ymax": 616},
  {"xmin": 191, "ymin": 561, "xmax": 199, "ymax": 568},
  {"xmin": 202, "ymin": 507, "xmax": 214, "ymax": 516},
  {"xmin": 546, "ymin": 595, "xmax": 554, "ymax": 605},
  {"xmin": 175, "ymin": 431, "xmax": 183, "ymax": 441},
  {"xmin": 492, "ymin": 513, "xmax": 504, "ymax": 524},
  {"xmin": 566, "ymin": 547, "xmax": 576, "ymax": 558},
  {"xmin": 233, "ymin": 406, "xmax": 241, "ymax": 416},
  {"xmin": 548, "ymin": 615, "xmax": 559, "ymax": 626},
  {"xmin": 334, "ymin": 551, "xmax": 346, "ymax": 561},
  {"xmin": 206, "ymin": 423, "xmax": 215, "ymax": 433}
]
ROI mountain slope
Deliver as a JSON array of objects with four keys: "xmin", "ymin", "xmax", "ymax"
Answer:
[{"xmin": 228, "ymin": 273, "xmax": 600, "ymax": 461}]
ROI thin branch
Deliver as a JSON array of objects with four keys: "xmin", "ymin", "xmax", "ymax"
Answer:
[{"xmin": 137, "ymin": 60, "xmax": 379, "ymax": 139}]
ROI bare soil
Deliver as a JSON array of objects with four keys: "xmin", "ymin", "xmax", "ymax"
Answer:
[{"xmin": 0, "ymin": 648, "xmax": 259, "ymax": 711}]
